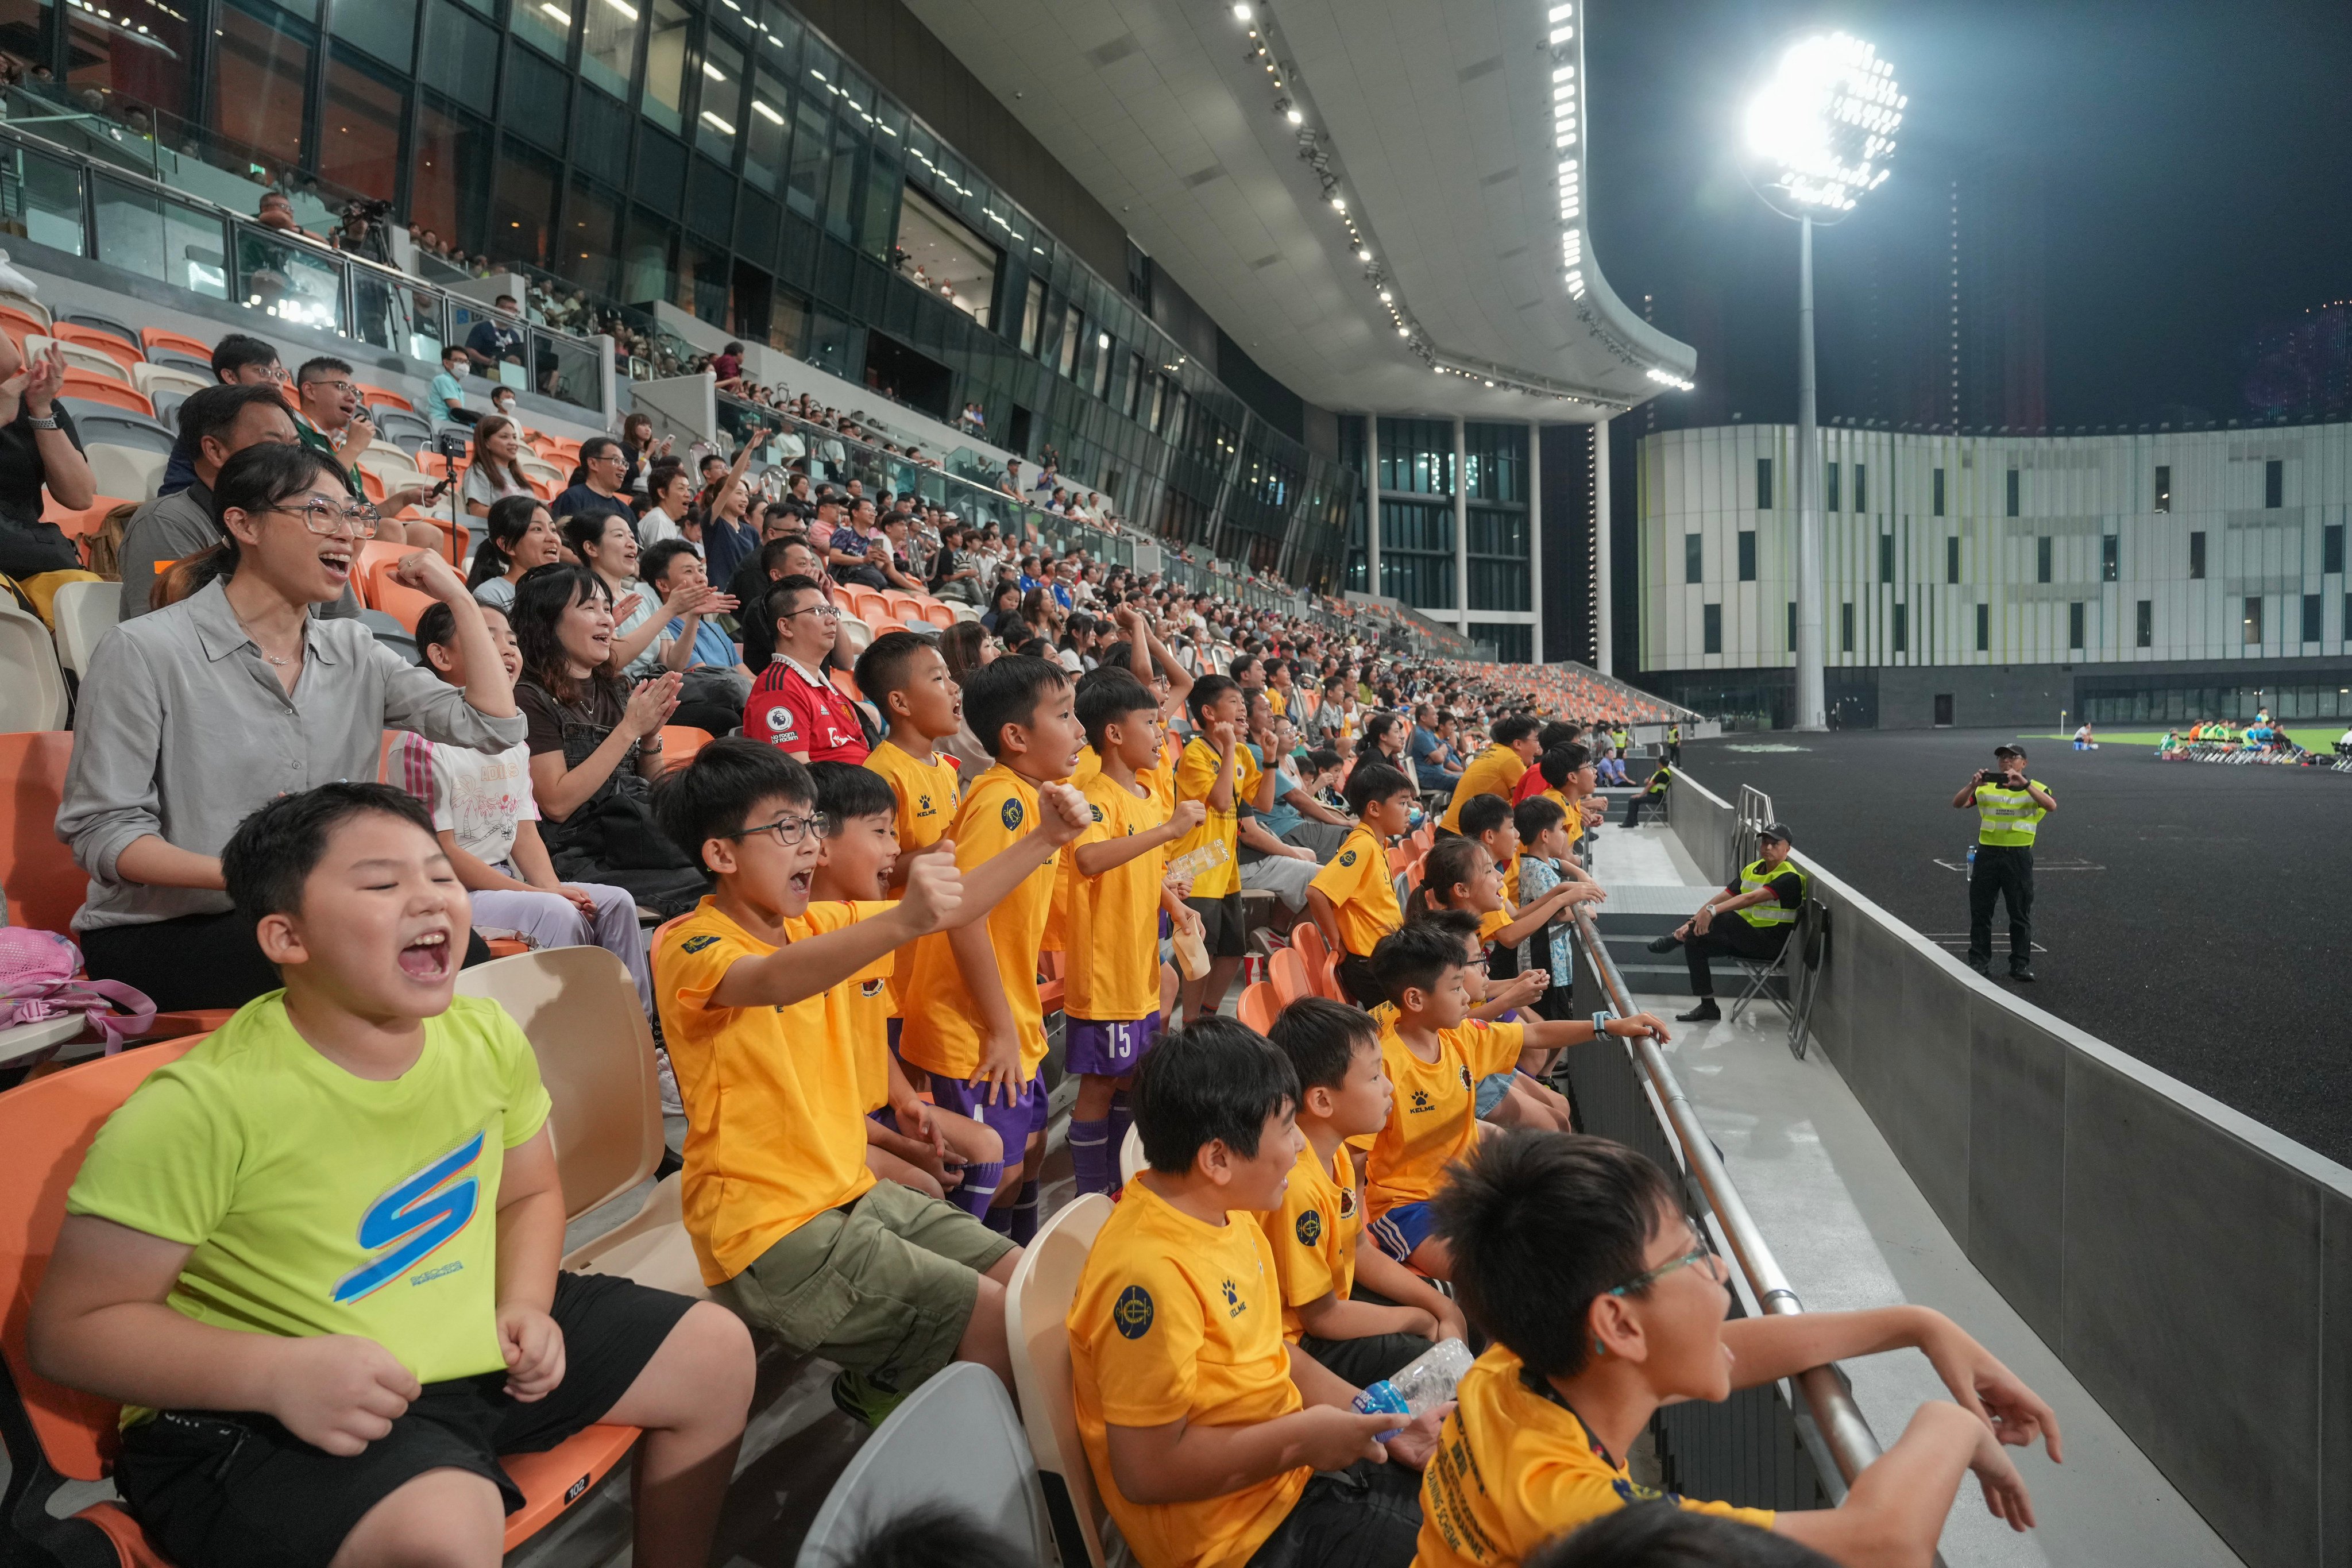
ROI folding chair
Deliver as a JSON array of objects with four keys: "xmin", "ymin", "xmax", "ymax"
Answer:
[
  {"xmin": 794, "ymin": 1363, "xmax": 1052, "ymax": 1568},
  {"xmin": 1004, "ymin": 1194, "xmax": 1115, "ymax": 1568},
  {"xmin": 1727, "ymin": 902, "xmax": 1817, "ymax": 1032},
  {"xmin": 1783, "ymin": 901, "xmax": 1830, "ymax": 1061}
]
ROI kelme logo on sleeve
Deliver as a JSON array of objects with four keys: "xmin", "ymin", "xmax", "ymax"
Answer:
[{"xmin": 1113, "ymin": 1284, "xmax": 1155, "ymax": 1339}]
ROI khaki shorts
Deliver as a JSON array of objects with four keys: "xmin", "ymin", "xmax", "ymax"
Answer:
[{"xmin": 715, "ymin": 1180, "xmax": 1015, "ymax": 1392}]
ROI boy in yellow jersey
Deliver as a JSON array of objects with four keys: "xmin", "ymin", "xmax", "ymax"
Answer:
[
  {"xmin": 1418, "ymin": 1131, "xmax": 2060, "ymax": 1567},
  {"xmin": 37, "ymin": 785, "xmax": 754, "ymax": 1567},
  {"xmin": 1066, "ymin": 670, "xmax": 1207, "ymax": 1196},
  {"xmin": 1067, "ymin": 1018, "xmax": 1445, "ymax": 1568},
  {"xmin": 855, "ymin": 631, "xmax": 966, "ymax": 884},
  {"xmin": 897, "ymin": 655, "xmax": 1091, "ymax": 1243},
  {"xmin": 1172, "ymin": 674, "xmax": 1275, "ymax": 1022},
  {"xmin": 650, "ymin": 739, "xmax": 1077, "ymax": 1426},
  {"xmin": 1262, "ymin": 998, "xmax": 1465, "ymax": 1385},
  {"xmin": 1439, "ymin": 715, "xmax": 1541, "ymax": 836},
  {"xmin": 1304, "ymin": 761, "xmax": 1416, "ymax": 1006},
  {"xmin": 1362, "ymin": 916, "xmax": 1667, "ymax": 1279},
  {"xmin": 805, "ymin": 763, "xmax": 1005, "ymax": 1218}
]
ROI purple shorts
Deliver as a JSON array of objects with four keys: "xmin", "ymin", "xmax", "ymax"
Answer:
[
  {"xmin": 926, "ymin": 1067, "xmax": 1052, "ymax": 1151},
  {"xmin": 1064, "ymin": 1011, "xmax": 1163, "ymax": 1079}
]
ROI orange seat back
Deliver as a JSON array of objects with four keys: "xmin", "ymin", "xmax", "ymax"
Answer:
[
  {"xmin": 659, "ymin": 724, "xmax": 713, "ymax": 773},
  {"xmin": 1314, "ymin": 949, "xmax": 1343, "ymax": 1001},
  {"xmin": 1268, "ymin": 948, "xmax": 1311, "ymax": 1007},
  {"xmin": 919, "ymin": 601, "xmax": 954, "ymax": 629},
  {"xmin": 366, "ymin": 561, "xmax": 436, "ymax": 633},
  {"xmin": 1290, "ymin": 921, "xmax": 1328, "ymax": 973},
  {"xmin": 0, "ymin": 306, "xmax": 45, "ymax": 349},
  {"xmin": 139, "ymin": 327, "xmax": 213, "ymax": 362},
  {"xmin": 57, "ymin": 374, "xmax": 152, "ymax": 417},
  {"xmin": 357, "ymin": 384, "xmax": 412, "ymax": 413},
  {"xmin": 51, "ymin": 325, "xmax": 141, "ymax": 375},
  {"xmin": 1237, "ymin": 982, "xmax": 1279, "ymax": 1036},
  {"xmin": 0, "ymin": 732, "xmax": 84, "ymax": 933},
  {"xmin": 41, "ymin": 494, "xmax": 133, "ymax": 540},
  {"xmin": 0, "ymin": 1038, "xmax": 202, "ymax": 1481}
]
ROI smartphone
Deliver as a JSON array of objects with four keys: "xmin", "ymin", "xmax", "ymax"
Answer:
[{"xmin": 428, "ymin": 476, "xmax": 454, "ymax": 500}]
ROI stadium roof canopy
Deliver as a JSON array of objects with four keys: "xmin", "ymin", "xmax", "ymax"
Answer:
[{"xmin": 901, "ymin": 0, "xmax": 1696, "ymax": 422}]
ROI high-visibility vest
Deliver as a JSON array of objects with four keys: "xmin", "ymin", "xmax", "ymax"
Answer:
[
  {"xmin": 1643, "ymin": 765, "xmax": 1672, "ymax": 800},
  {"xmin": 1735, "ymin": 857, "xmax": 1807, "ymax": 928},
  {"xmin": 1973, "ymin": 779, "xmax": 2049, "ymax": 846}
]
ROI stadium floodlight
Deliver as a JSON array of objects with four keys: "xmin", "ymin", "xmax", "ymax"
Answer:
[{"xmin": 1741, "ymin": 32, "xmax": 1903, "ymax": 731}]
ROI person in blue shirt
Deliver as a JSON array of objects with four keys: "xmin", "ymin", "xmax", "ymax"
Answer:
[
  {"xmin": 464, "ymin": 294, "xmax": 526, "ymax": 372},
  {"xmin": 638, "ymin": 538, "xmax": 754, "ymax": 734},
  {"xmin": 552, "ymin": 435, "xmax": 635, "ymax": 527},
  {"xmin": 427, "ymin": 344, "xmax": 474, "ymax": 426}
]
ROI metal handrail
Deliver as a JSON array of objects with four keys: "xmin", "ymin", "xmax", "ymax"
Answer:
[{"xmin": 1569, "ymin": 902, "xmax": 1889, "ymax": 1499}]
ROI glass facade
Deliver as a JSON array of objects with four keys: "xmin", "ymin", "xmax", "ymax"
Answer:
[
  {"xmin": 1337, "ymin": 414, "xmax": 1540, "ymax": 655},
  {"xmin": 21, "ymin": 0, "xmax": 1354, "ymax": 592}
]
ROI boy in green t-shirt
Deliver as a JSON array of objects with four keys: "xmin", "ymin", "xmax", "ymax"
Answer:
[{"xmin": 32, "ymin": 783, "xmax": 754, "ymax": 1568}]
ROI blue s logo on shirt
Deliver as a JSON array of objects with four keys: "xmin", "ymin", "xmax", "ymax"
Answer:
[{"xmin": 332, "ymin": 1131, "xmax": 485, "ymax": 1303}]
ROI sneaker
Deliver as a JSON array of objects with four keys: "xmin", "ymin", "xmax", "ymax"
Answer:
[
  {"xmin": 655, "ymin": 1047, "xmax": 685, "ymax": 1118},
  {"xmin": 1965, "ymin": 957, "xmax": 1991, "ymax": 978},
  {"xmin": 1647, "ymin": 932, "xmax": 1681, "ymax": 954},
  {"xmin": 1675, "ymin": 999, "xmax": 1722, "ymax": 1022},
  {"xmin": 831, "ymin": 1368, "xmax": 909, "ymax": 1427},
  {"xmin": 1249, "ymin": 927, "xmax": 1291, "ymax": 959},
  {"xmin": 2009, "ymin": 965, "xmax": 2036, "ymax": 983}
]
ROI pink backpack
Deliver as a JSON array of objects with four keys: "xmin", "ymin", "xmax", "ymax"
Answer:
[{"xmin": 0, "ymin": 928, "xmax": 156, "ymax": 1056}]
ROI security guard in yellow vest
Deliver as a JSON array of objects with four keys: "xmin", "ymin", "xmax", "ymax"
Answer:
[
  {"xmin": 1666, "ymin": 721, "xmax": 1682, "ymax": 765},
  {"xmin": 1619, "ymin": 762, "xmax": 1673, "ymax": 829},
  {"xmin": 1644, "ymin": 822, "xmax": 1808, "ymax": 1022},
  {"xmin": 1951, "ymin": 741, "xmax": 2057, "ymax": 981}
]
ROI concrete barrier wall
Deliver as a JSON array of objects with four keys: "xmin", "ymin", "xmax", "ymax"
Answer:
[{"xmin": 1667, "ymin": 768, "xmax": 2352, "ymax": 1568}]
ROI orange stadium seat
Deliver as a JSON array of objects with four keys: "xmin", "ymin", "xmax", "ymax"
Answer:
[
  {"xmin": 0, "ymin": 731, "xmax": 84, "ymax": 933},
  {"xmin": 1237, "ymin": 980, "xmax": 1279, "ymax": 1034},
  {"xmin": 58, "ymin": 373, "xmax": 152, "ymax": 416},
  {"xmin": 139, "ymin": 328, "xmax": 214, "ymax": 363}
]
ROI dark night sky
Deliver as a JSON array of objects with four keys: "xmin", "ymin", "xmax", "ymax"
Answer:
[{"xmin": 1585, "ymin": 0, "xmax": 2352, "ymax": 430}]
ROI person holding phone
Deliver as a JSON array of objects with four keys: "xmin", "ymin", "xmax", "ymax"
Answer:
[{"xmin": 1951, "ymin": 743, "xmax": 2057, "ymax": 982}]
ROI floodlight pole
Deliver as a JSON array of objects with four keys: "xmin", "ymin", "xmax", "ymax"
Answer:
[{"xmin": 1793, "ymin": 215, "xmax": 1826, "ymax": 731}]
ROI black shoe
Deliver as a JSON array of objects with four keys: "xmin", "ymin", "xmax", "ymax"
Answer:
[
  {"xmin": 1676, "ymin": 999, "xmax": 1721, "ymax": 1022},
  {"xmin": 2009, "ymin": 965, "xmax": 2036, "ymax": 983},
  {"xmin": 1965, "ymin": 957, "xmax": 1990, "ymax": 977},
  {"xmin": 1647, "ymin": 933, "xmax": 1681, "ymax": 953}
]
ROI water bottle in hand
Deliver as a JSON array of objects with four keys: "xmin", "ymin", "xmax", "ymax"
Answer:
[{"xmin": 1350, "ymin": 1338, "xmax": 1474, "ymax": 1440}]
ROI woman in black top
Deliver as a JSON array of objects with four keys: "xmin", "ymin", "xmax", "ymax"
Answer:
[
  {"xmin": 979, "ymin": 579, "xmax": 1024, "ymax": 639},
  {"xmin": 0, "ymin": 342, "xmax": 95, "ymax": 580},
  {"xmin": 511, "ymin": 564, "xmax": 705, "ymax": 915}
]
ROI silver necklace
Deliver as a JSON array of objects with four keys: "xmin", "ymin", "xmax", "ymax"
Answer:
[{"xmin": 230, "ymin": 607, "xmax": 300, "ymax": 667}]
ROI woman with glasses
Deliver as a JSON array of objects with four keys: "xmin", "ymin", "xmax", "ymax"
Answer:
[
  {"xmin": 509, "ymin": 563, "xmax": 705, "ymax": 917},
  {"xmin": 58, "ymin": 443, "xmax": 525, "ymax": 1011}
]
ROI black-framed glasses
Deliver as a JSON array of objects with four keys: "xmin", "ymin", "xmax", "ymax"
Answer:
[
  {"xmin": 1607, "ymin": 1225, "xmax": 1724, "ymax": 1297},
  {"xmin": 269, "ymin": 499, "xmax": 379, "ymax": 536},
  {"xmin": 717, "ymin": 811, "xmax": 833, "ymax": 848}
]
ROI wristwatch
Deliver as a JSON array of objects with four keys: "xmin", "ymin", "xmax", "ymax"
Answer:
[
  {"xmin": 24, "ymin": 414, "xmax": 56, "ymax": 430},
  {"xmin": 1592, "ymin": 1011, "xmax": 1617, "ymax": 1040}
]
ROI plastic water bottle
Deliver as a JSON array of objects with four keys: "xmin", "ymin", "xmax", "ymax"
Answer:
[
  {"xmin": 1966, "ymin": 844, "xmax": 1976, "ymax": 870},
  {"xmin": 1351, "ymin": 1338, "xmax": 1474, "ymax": 1439}
]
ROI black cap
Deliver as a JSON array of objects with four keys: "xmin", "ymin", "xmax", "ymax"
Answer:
[
  {"xmin": 1994, "ymin": 742, "xmax": 2026, "ymax": 758},
  {"xmin": 1759, "ymin": 821, "xmax": 1793, "ymax": 845}
]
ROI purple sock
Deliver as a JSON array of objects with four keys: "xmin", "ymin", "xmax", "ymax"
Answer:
[
  {"xmin": 1008, "ymin": 1180, "xmax": 1040, "ymax": 1245},
  {"xmin": 1070, "ymin": 1116, "xmax": 1113, "ymax": 1196},
  {"xmin": 951, "ymin": 1158, "xmax": 1005, "ymax": 1220}
]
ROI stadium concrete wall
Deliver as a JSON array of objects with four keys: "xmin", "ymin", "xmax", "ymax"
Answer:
[{"xmin": 1669, "ymin": 769, "xmax": 2352, "ymax": 1568}]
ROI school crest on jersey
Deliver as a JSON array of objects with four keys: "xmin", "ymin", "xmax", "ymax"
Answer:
[
  {"xmin": 859, "ymin": 978, "xmax": 885, "ymax": 999},
  {"xmin": 1090, "ymin": 804, "xmax": 1105, "ymax": 823},
  {"xmin": 681, "ymin": 934, "xmax": 720, "ymax": 953},
  {"xmin": 1295, "ymin": 1209, "xmax": 1323, "ymax": 1246},
  {"xmin": 1459, "ymin": 1063, "xmax": 1474, "ymax": 1091},
  {"xmin": 1113, "ymin": 1284, "xmax": 1154, "ymax": 1339},
  {"xmin": 1337, "ymin": 1184, "xmax": 1359, "ymax": 1221},
  {"xmin": 1001, "ymin": 797, "xmax": 1024, "ymax": 831},
  {"xmin": 1338, "ymin": 849, "xmax": 1357, "ymax": 868}
]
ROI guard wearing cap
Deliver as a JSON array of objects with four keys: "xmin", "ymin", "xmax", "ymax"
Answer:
[
  {"xmin": 1952, "ymin": 742, "xmax": 2057, "ymax": 981},
  {"xmin": 1644, "ymin": 822, "xmax": 1808, "ymax": 1022}
]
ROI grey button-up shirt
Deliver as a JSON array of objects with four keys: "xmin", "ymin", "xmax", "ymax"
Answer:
[{"xmin": 57, "ymin": 578, "xmax": 527, "ymax": 930}]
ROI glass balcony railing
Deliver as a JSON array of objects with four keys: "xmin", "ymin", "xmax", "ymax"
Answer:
[{"xmin": 0, "ymin": 105, "xmax": 609, "ymax": 418}]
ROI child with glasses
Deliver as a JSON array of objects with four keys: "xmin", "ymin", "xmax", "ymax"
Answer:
[
  {"xmin": 649, "ymin": 738, "xmax": 1086, "ymax": 1427},
  {"xmin": 1362, "ymin": 916, "xmax": 1669, "ymax": 1280},
  {"xmin": 744, "ymin": 573, "xmax": 868, "ymax": 764},
  {"xmin": 1416, "ymin": 1130, "xmax": 2060, "ymax": 1566}
]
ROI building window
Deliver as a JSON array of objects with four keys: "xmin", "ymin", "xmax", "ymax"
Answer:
[
  {"xmin": 1756, "ymin": 457, "xmax": 1773, "ymax": 510},
  {"xmin": 2153, "ymin": 464, "xmax": 2171, "ymax": 513},
  {"xmin": 1825, "ymin": 461, "xmax": 1840, "ymax": 513},
  {"xmin": 1854, "ymin": 464, "xmax": 1867, "ymax": 514},
  {"xmin": 1737, "ymin": 530, "xmax": 1756, "ymax": 582},
  {"xmin": 743, "ymin": 72, "xmax": 789, "ymax": 192},
  {"xmin": 1684, "ymin": 532, "xmax": 1702, "ymax": 584},
  {"xmin": 2266, "ymin": 459, "xmax": 2284, "ymax": 509},
  {"xmin": 1787, "ymin": 600, "xmax": 1796, "ymax": 650},
  {"xmin": 1056, "ymin": 308, "xmax": 1083, "ymax": 377},
  {"xmin": 1879, "ymin": 533, "xmax": 1894, "ymax": 584},
  {"xmin": 2243, "ymin": 596, "xmax": 2263, "ymax": 646},
  {"xmin": 2303, "ymin": 593, "xmax": 2323, "ymax": 643},
  {"xmin": 2101, "ymin": 534, "xmax": 2118, "ymax": 582},
  {"xmin": 697, "ymin": 33, "xmax": 745, "ymax": 161},
  {"xmin": 1976, "ymin": 602, "xmax": 1990, "ymax": 651},
  {"xmin": 2036, "ymin": 535, "xmax": 2052, "ymax": 583},
  {"xmin": 1893, "ymin": 603, "xmax": 1907, "ymax": 653},
  {"xmin": 1469, "ymin": 623, "xmax": 1534, "ymax": 663},
  {"xmin": 2326, "ymin": 524, "xmax": 2345, "ymax": 575},
  {"xmin": 1946, "ymin": 535, "xmax": 1960, "ymax": 584},
  {"xmin": 212, "ymin": 0, "xmax": 312, "ymax": 169},
  {"xmin": 1019, "ymin": 275, "xmax": 1046, "ymax": 355},
  {"xmin": 1840, "ymin": 601, "xmax": 1855, "ymax": 653},
  {"xmin": 2005, "ymin": 468, "xmax": 2020, "ymax": 517},
  {"xmin": 581, "ymin": 0, "xmax": 643, "ymax": 98},
  {"xmin": 2136, "ymin": 599, "xmax": 2152, "ymax": 647},
  {"xmin": 321, "ymin": 56, "xmax": 404, "ymax": 202},
  {"xmin": 1123, "ymin": 352, "xmax": 1144, "ymax": 418},
  {"xmin": 2068, "ymin": 601, "xmax": 2085, "ymax": 650},
  {"xmin": 2189, "ymin": 531, "xmax": 2206, "ymax": 579},
  {"xmin": 1932, "ymin": 466, "xmax": 1945, "ymax": 516},
  {"xmin": 643, "ymin": 0, "xmax": 691, "ymax": 133},
  {"xmin": 1702, "ymin": 603, "xmax": 1722, "ymax": 655}
]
